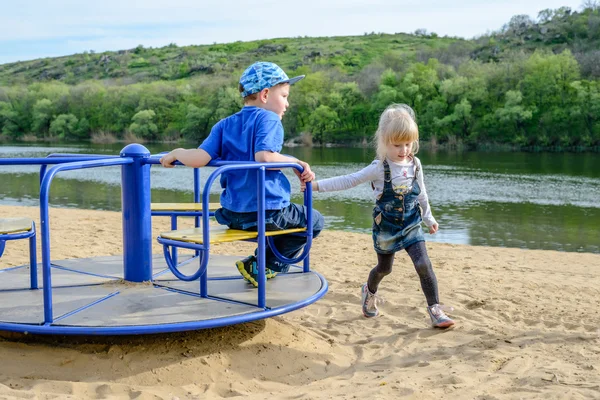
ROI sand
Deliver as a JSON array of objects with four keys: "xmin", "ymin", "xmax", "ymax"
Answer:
[{"xmin": 1, "ymin": 204, "xmax": 599, "ymax": 399}]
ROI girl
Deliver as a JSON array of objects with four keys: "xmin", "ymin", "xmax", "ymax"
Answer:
[{"xmin": 311, "ymin": 104, "xmax": 454, "ymax": 328}]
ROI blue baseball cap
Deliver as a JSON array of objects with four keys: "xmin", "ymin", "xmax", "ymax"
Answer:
[{"xmin": 239, "ymin": 61, "xmax": 305, "ymax": 98}]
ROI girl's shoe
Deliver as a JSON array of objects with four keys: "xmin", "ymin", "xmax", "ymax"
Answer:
[
  {"xmin": 361, "ymin": 283, "xmax": 384, "ymax": 318},
  {"xmin": 427, "ymin": 304, "xmax": 455, "ymax": 328}
]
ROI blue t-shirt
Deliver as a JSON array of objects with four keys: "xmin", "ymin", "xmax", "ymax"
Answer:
[{"xmin": 200, "ymin": 106, "xmax": 291, "ymax": 213}]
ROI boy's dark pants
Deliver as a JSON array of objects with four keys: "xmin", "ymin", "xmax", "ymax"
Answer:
[{"xmin": 215, "ymin": 204, "xmax": 324, "ymax": 272}]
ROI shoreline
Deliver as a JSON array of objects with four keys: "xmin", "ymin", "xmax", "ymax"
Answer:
[
  {"xmin": 1, "ymin": 137, "xmax": 599, "ymax": 153},
  {"xmin": 1, "ymin": 203, "xmax": 597, "ymax": 256},
  {"xmin": 1, "ymin": 205, "xmax": 600, "ymax": 399}
]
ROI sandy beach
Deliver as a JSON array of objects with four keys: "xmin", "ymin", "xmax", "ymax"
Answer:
[{"xmin": 1, "ymin": 204, "xmax": 599, "ymax": 399}]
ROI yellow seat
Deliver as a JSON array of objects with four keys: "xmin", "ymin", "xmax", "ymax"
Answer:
[
  {"xmin": 0, "ymin": 218, "xmax": 34, "ymax": 234},
  {"xmin": 151, "ymin": 203, "xmax": 221, "ymax": 212},
  {"xmin": 160, "ymin": 225, "xmax": 307, "ymax": 245}
]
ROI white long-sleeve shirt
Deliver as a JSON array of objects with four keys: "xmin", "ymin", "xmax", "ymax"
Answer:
[{"xmin": 317, "ymin": 157, "xmax": 437, "ymax": 227}]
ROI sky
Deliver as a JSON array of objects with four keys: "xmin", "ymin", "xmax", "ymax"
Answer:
[{"xmin": 0, "ymin": 0, "xmax": 587, "ymax": 65}]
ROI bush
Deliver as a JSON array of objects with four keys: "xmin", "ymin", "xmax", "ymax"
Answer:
[
  {"xmin": 129, "ymin": 110, "xmax": 158, "ymax": 139},
  {"xmin": 49, "ymin": 114, "xmax": 79, "ymax": 139}
]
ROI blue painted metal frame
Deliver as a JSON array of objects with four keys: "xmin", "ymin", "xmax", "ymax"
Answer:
[
  {"xmin": 149, "ymin": 167, "xmax": 204, "ymax": 267},
  {"xmin": 0, "ymin": 221, "xmax": 37, "ymax": 290},
  {"xmin": 0, "ymin": 277, "xmax": 328, "ymax": 335},
  {"xmin": 153, "ymin": 159, "xmax": 314, "ymax": 309},
  {"xmin": 120, "ymin": 144, "xmax": 153, "ymax": 282},
  {"xmin": 39, "ymin": 156, "xmax": 135, "ymax": 323},
  {"xmin": 0, "ymin": 145, "xmax": 326, "ymax": 335}
]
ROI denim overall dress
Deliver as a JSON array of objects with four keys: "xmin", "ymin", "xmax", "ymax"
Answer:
[{"xmin": 372, "ymin": 159, "xmax": 425, "ymax": 254}]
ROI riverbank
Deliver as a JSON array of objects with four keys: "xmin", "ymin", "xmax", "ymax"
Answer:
[
  {"xmin": 2, "ymin": 135, "xmax": 599, "ymax": 153},
  {"xmin": 1, "ymin": 205, "xmax": 599, "ymax": 399}
]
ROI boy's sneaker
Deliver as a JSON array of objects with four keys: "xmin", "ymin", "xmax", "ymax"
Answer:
[
  {"xmin": 235, "ymin": 255, "xmax": 277, "ymax": 287},
  {"xmin": 427, "ymin": 304, "xmax": 455, "ymax": 328},
  {"xmin": 361, "ymin": 283, "xmax": 383, "ymax": 318}
]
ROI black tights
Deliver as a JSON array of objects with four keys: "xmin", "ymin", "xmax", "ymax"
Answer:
[{"xmin": 367, "ymin": 241, "xmax": 439, "ymax": 306}]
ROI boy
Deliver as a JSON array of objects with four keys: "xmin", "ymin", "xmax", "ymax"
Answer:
[{"xmin": 160, "ymin": 61, "xmax": 324, "ymax": 287}]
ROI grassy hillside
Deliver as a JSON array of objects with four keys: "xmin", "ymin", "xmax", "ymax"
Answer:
[
  {"xmin": 0, "ymin": 33, "xmax": 469, "ymax": 86},
  {"xmin": 1, "ymin": 6, "xmax": 599, "ymax": 150},
  {"xmin": 2, "ymin": 6, "xmax": 599, "ymax": 86},
  {"xmin": 472, "ymin": 6, "xmax": 600, "ymax": 77}
]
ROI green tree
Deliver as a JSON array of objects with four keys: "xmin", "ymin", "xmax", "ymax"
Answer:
[
  {"xmin": 521, "ymin": 50, "xmax": 579, "ymax": 108},
  {"xmin": 129, "ymin": 109, "xmax": 158, "ymax": 139},
  {"xmin": 213, "ymin": 87, "xmax": 242, "ymax": 122},
  {"xmin": 307, "ymin": 105, "xmax": 340, "ymax": 143},
  {"xmin": 435, "ymin": 98, "xmax": 473, "ymax": 140},
  {"xmin": 537, "ymin": 9, "xmax": 554, "ymax": 23},
  {"xmin": 327, "ymin": 82, "xmax": 367, "ymax": 138},
  {"xmin": 0, "ymin": 103, "xmax": 21, "ymax": 138},
  {"xmin": 32, "ymin": 99, "xmax": 54, "ymax": 137},
  {"xmin": 521, "ymin": 50, "xmax": 580, "ymax": 144},
  {"xmin": 494, "ymin": 90, "xmax": 534, "ymax": 144},
  {"xmin": 49, "ymin": 114, "xmax": 79, "ymax": 139},
  {"xmin": 77, "ymin": 117, "xmax": 90, "ymax": 138},
  {"xmin": 286, "ymin": 71, "xmax": 329, "ymax": 133},
  {"xmin": 570, "ymin": 80, "xmax": 600, "ymax": 145},
  {"xmin": 182, "ymin": 104, "xmax": 212, "ymax": 141}
]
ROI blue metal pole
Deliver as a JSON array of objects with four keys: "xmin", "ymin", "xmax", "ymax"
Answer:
[
  {"xmin": 303, "ymin": 250, "xmax": 310, "ymax": 273},
  {"xmin": 193, "ymin": 168, "xmax": 201, "ymax": 227},
  {"xmin": 120, "ymin": 144, "xmax": 152, "ymax": 282},
  {"xmin": 170, "ymin": 215, "xmax": 178, "ymax": 266},
  {"xmin": 193, "ymin": 168, "xmax": 201, "ymax": 257},
  {"xmin": 35, "ymin": 156, "xmax": 133, "ymax": 324},
  {"xmin": 40, "ymin": 185, "xmax": 54, "ymax": 323},
  {"xmin": 257, "ymin": 167, "xmax": 266, "ymax": 308},
  {"xmin": 29, "ymin": 223, "xmax": 38, "ymax": 289},
  {"xmin": 199, "ymin": 171, "xmax": 211, "ymax": 298},
  {"xmin": 304, "ymin": 181, "xmax": 313, "ymax": 273},
  {"xmin": 39, "ymin": 165, "xmax": 47, "ymax": 186}
]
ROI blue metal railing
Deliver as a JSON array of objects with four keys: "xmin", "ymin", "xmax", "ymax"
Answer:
[
  {"xmin": 1, "ymin": 154, "xmax": 135, "ymax": 324},
  {"xmin": 1, "ymin": 145, "xmax": 317, "ymax": 326},
  {"xmin": 39, "ymin": 157, "xmax": 134, "ymax": 323},
  {"xmin": 151, "ymin": 158, "xmax": 314, "ymax": 309},
  {"xmin": 148, "ymin": 164, "xmax": 203, "ymax": 266},
  {"xmin": 39, "ymin": 153, "xmax": 120, "ymax": 185},
  {"xmin": 0, "ymin": 221, "xmax": 37, "ymax": 289}
]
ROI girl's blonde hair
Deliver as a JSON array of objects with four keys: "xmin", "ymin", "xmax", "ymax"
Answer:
[{"xmin": 374, "ymin": 104, "xmax": 420, "ymax": 160}]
